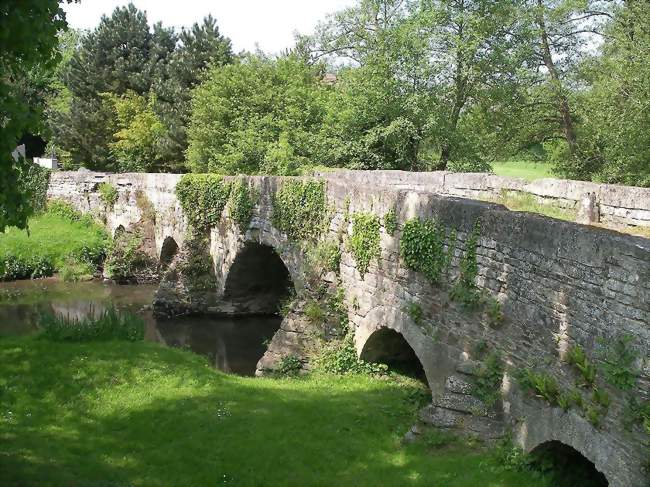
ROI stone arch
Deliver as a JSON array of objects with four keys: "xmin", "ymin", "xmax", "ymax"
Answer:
[
  {"xmin": 223, "ymin": 242, "xmax": 295, "ymax": 315},
  {"xmin": 113, "ymin": 225, "xmax": 126, "ymax": 240},
  {"xmin": 528, "ymin": 440, "xmax": 608, "ymax": 487},
  {"xmin": 516, "ymin": 407, "xmax": 626, "ymax": 486},
  {"xmin": 159, "ymin": 236, "xmax": 179, "ymax": 266},
  {"xmin": 354, "ymin": 306, "xmax": 459, "ymax": 395},
  {"xmin": 360, "ymin": 327, "xmax": 427, "ymax": 384}
]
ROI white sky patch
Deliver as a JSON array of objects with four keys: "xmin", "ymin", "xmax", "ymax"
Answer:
[{"xmin": 62, "ymin": 0, "xmax": 355, "ymax": 54}]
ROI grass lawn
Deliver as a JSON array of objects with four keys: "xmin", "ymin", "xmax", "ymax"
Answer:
[
  {"xmin": 0, "ymin": 212, "xmax": 107, "ymax": 281},
  {"xmin": 491, "ymin": 160, "xmax": 554, "ymax": 181},
  {"xmin": 0, "ymin": 337, "xmax": 550, "ymax": 486}
]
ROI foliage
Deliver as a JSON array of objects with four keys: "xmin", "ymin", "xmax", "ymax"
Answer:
[
  {"xmin": 597, "ymin": 335, "xmax": 639, "ymax": 390},
  {"xmin": 277, "ymin": 355, "xmax": 303, "ymax": 376},
  {"xmin": 50, "ymin": 5, "xmax": 232, "ymax": 172},
  {"xmin": 450, "ymin": 219, "xmax": 481, "ymax": 309},
  {"xmin": 228, "ymin": 178, "xmax": 256, "ymax": 230},
  {"xmin": 176, "ymin": 233, "xmax": 216, "ymax": 292},
  {"xmin": 517, "ymin": 369, "xmax": 560, "ymax": 406},
  {"xmin": 400, "ymin": 218, "xmax": 446, "ymax": 284},
  {"xmin": 404, "ymin": 302, "xmax": 424, "ymax": 326},
  {"xmin": 17, "ymin": 164, "xmax": 51, "ymax": 216},
  {"xmin": 486, "ymin": 298, "xmax": 504, "ymax": 329},
  {"xmin": 566, "ymin": 344, "xmax": 597, "ymax": 387},
  {"xmin": 304, "ymin": 300, "xmax": 327, "ymax": 326},
  {"xmin": 349, "ymin": 212, "xmax": 381, "ymax": 277},
  {"xmin": 0, "ymin": 0, "xmax": 71, "ymax": 232},
  {"xmin": 135, "ymin": 190, "xmax": 156, "ymax": 224},
  {"xmin": 0, "ymin": 210, "xmax": 107, "ymax": 281},
  {"xmin": 317, "ymin": 333, "xmax": 388, "ymax": 376},
  {"xmin": 0, "ymin": 336, "xmax": 551, "ymax": 485},
  {"xmin": 187, "ymin": 54, "xmax": 329, "ymax": 175},
  {"xmin": 623, "ymin": 397, "xmax": 650, "ymax": 435},
  {"xmin": 472, "ymin": 351, "xmax": 504, "ymax": 407},
  {"xmin": 104, "ymin": 230, "xmax": 154, "ymax": 283},
  {"xmin": 383, "ymin": 209, "xmax": 398, "ymax": 236},
  {"xmin": 557, "ymin": 389, "xmax": 584, "ymax": 412},
  {"xmin": 98, "ymin": 183, "xmax": 118, "ymax": 208},
  {"xmin": 175, "ymin": 174, "xmax": 231, "ymax": 232},
  {"xmin": 105, "ymin": 91, "xmax": 168, "ymax": 172},
  {"xmin": 272, "ymin": 179, "xmax": 327, "ymax": 241},
  {"xmin": 39, "ymin": 308, "xmax": 144, "ymax": 342},
  {"xmin": 305, "ymin": 240, "xmax": 341, "ymax": 275}
]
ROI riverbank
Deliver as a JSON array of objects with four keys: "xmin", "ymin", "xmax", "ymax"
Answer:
[{"xmin": 0, "ymin": 337, "xmax": 551, "ymax": 486}]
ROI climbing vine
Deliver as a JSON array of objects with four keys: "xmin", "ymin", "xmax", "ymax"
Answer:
[
  {"xmin": 349, "ymin": 212, "xmax": 381, "ymax": 277},
  {"xmin": 176, "ymin": 174, "xmax": 231, "ymax": 232},
  {"xmin": 450, "ymin": 219, "xmax": 481, "ymax": 308},
  {"xmin": 272, "ymin": 179, "xmax": 327, "ymax": 241},
  {"xmin": 383, "ymin": 208, "xmax": 398, "ymax": 235},
  {"xmin": 400, "ymin": 218, "xmax": 446, "ymax": 283},
  {"xmin": 228, "ymin": 178, "xmax": 257, "ymax": 229}
]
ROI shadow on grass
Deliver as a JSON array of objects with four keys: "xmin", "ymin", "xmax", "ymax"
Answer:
[{"xmin": 0, "ymin": 337, "xmax": 548, "ymax": 487}]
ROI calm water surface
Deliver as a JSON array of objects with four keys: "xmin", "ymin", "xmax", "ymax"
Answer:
[{"xmin": 0, "ymin": 279, "xmax": 280, "ymax": 376}]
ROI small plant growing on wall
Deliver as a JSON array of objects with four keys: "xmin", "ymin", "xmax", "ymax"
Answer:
[
  {"xmin": 383, "ymin": 208, "xmax": 398, "ymax": 235},
  {"xmin": 99, "ymin": 182, "xmax": 119, "ymax": 209},
  {"xmin": 403, "ymin": 301, "xmax": 424, "ymax": 325},
  {"xmin": 566, "ymin": 344, "xmax": 597, "ymax": 387},
  {"xmin": 597, "ymin": 334, "xmax": 639, "ymax": 390},
  {"xmin": 349, "ymin": 212, "xmax": 381, "ymax": 277},
  {"xmin": 400, "ymin": 218, "xmax": 445, "ymax": 283},
  {"xmin": 472, "ymin": 351, "xmax": 504, "ymax": 407},
  {"xmin": 450, "ymin": 219, "xmax": 481, "ymax": 309}
]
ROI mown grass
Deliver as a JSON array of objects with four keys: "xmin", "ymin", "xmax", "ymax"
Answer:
[
  {"xmin": 0, "ymin": 337, "xmax": 551, "ymax": 486},
  {"xmin": 492, "ymin": 160, "xmax": 554, "ymax": 181},
  {"xmin": 0, "ymin": 211, "xmax": 107, "ymax": 281}
]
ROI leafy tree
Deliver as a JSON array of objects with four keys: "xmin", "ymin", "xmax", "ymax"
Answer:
[
  {"xmin": 106, "ymin": 91, "xmax": 167, "ymax": 172},
  {"xmin": 576, "ymin": 0, "xmax": 650, "ymax": 186},
  {"xmin": 187, "ymin": 54, "xmax": 329, "ymax": 175},
  {"xmin": 0, "ymin": 0, "xmax": 73, "ymax": 232}
]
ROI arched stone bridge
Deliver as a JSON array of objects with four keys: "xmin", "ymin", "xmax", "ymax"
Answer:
[{"xmin": 48, "ymin": 170, "xmax": 650, "ymax": 486}]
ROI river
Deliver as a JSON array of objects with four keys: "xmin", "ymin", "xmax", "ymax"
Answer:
[{"xmin": 0, "ymin": 279, "xmax": 281, "ymax": 376}]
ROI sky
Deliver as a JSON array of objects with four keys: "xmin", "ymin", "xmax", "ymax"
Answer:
[{"xmin": 62, "ymin": 1, "xmax": 356, "ymax": 54}]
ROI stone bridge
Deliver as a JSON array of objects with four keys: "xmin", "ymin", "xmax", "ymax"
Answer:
[{"xmin": 48, "ymin": 170, "xmax": 650, "ymax": 486}]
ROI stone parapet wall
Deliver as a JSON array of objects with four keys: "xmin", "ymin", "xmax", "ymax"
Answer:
[{"xmin": 316, "ymin": 169, "xmax": 650, "ymax": 228}]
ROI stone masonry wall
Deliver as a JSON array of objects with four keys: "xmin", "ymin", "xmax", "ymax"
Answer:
[{"xmin": 47, "ymin": 170, "xmax": 650, "ymax": 486}]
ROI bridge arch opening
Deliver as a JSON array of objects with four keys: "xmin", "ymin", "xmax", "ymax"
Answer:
[
  {"xmin": 529, "ymin": 441, "xmax": 608, "ymax": 487},
  {"xmin": 159, "ymin": 236, "xmax": 179, "ymax": 267},
  {"xmin": 360, "ymin": 327, "xmax": 427, "ymax": 384},
  {"xmin": 224, "ymin": 242, "xmax": 294, "ymax": 315}
]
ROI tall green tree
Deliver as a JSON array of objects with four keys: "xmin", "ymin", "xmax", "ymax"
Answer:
[
  {"xmin": 187, "ymin": 54, "xmax": 329, "ymax": 175},
  {"xmin": 0, "ymin": 0, "xmax": 73, "ymax": 232}
]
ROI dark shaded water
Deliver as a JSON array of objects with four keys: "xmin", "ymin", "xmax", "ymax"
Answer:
[{"xmin": 0, "ymin": 279, "xmax": 280, "ymax": 376}]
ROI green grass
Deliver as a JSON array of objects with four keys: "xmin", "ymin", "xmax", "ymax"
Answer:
[
  {"xmin": 0, "ymin": 212, "xmax": 107, "ymax": 281},
  {"xmin": 489, "ymin": 190, "xmax": 577, "ymax": 222},
  {"xmin": 0, "ymin": 337, "xmax": 550, "ymax": 486},
  {"xmin": 492, "ymin": 160, "xmax": 554, "ymax": 181}
]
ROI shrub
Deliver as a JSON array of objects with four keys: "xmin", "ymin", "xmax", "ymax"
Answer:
[
  {"xmin": 39, "ymin": 307, "xmax": 144, "ymax": 342},
  {"xmin": 349, "ymin": 212, "xmax": 381, "ymax": 277},
  {"xmin": 597, "ymin": 334, "xmax": 638, "ymax": 390},
  {"xmin": 99, "ymin": 182, "xmax": 119, "ymax": 208},
  {"xmin": 306, "ymin": 240, "xmax": 341, "ymax": 275},
  {"xmin": 472, "ymin": 351, "xmax": 504, "ymax": 407},
  {"xmin": 317, "ymin": 333, "xmax": 388, "ymax": 376},
  {"xmin": 104, "ymin": 231, "xmax": 153, "ymax": 283},
  {"xmin": 277, "ymin": 355, "xmax": 303, "ymax": 376},
  {"xmin": 272, "ymin": 179, "xmax": 327, "ymax": 241},
  {"xmin": 47, "ymin": 200, "xmax": 83, "ymax": 221}
]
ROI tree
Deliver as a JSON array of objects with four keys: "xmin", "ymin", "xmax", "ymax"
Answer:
[
  {"xmin": 187, "ymin": 54, "xmax": 329, "ymax": 175},
  {"xmin": 576, "ymin": 0, "xmax": 650, "ymax": 186},
  {"xmin": 0, "ymin": 0, "xmax": 73, "ymax": 232}
]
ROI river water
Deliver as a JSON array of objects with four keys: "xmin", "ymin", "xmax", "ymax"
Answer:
[{"xmin": 0, "ymin": 279, "xmax": 281, "ymax": 376}]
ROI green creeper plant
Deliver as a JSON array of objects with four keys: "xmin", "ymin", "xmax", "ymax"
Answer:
[{"xmin": 349, "ymin": 212, "xmax": 381, "ymax": 277}]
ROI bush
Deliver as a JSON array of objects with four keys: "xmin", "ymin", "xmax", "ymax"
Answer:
[
  {"xmin": 39, "ymin": 307, "xmax": 144, "ymax": 342},
  {"xmin": 277, "ymin": 355, "xmax": 303, "ymax": 376},
  {"xmin": 316, "ymin": 333, "xmax": 388, "ymax": 376},
  {"xmin": 47, "ymin": 199, "xmax": 83, "ymax": 221},
  {"xmin": 104, "ymin": 230, "xmax": 154, "ymax": 283}
]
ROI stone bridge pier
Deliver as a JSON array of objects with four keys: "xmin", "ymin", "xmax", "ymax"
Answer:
[{"xmin": 48, "ymin": 170, "xmax": 650, "ymax": 486}]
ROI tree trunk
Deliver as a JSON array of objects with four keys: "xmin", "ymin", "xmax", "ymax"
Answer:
[{"xmin": 536, "ymin": 0, "xmax": 578, "ymax": 159}]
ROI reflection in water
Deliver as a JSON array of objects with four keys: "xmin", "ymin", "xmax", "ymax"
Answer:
[{"xmin": 0, "ymin": 279, "xmax": 281, "ymax": 376}]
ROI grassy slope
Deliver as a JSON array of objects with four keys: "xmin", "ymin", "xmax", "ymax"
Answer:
[
  {"xmin": 491, "ymin": 160, "xmax": 554, "ymax": 181},
  {"xmin": 0, "ymin": 213, "xmax": 107, "ymax": 278},
  {"xmin": 0, "ymin": 338, "xmax": 549, "ymax": 486}
]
